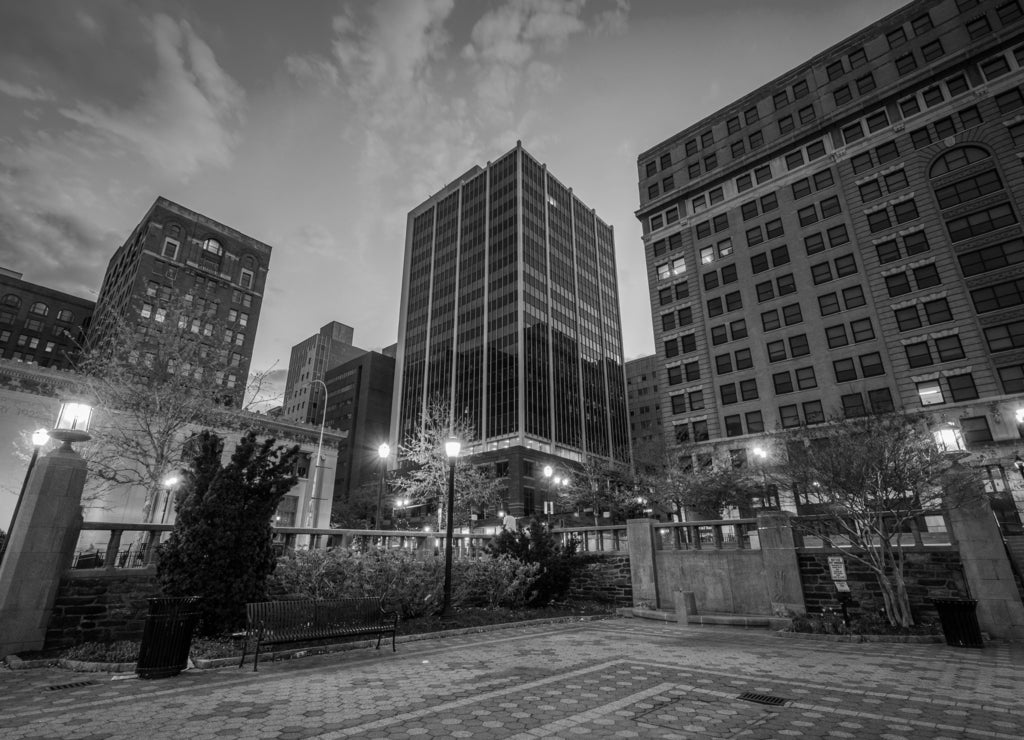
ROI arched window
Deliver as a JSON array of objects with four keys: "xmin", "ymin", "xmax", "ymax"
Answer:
[
  {"xmin": 202, "ymin": 238, "xmax": 223, "ymax": 256},
  {"xmin": 2, "ymin": 294, "xmax": 21, "ymax": 308},
  {"xmin": 929, "ymin": 145, "xmax": 990, "ymax": 178},
  {"xmin": 56, "ymin": 309, "xmax": 74, "ymax": 323},
  {"xmin": 29, "ymin": 301, "xmax": 49, "ymax": 316},
  {"xmin": 167, "ymin": 224, "xmax": 181, "ymax": 239},
  {"xmin": 200, "ymin": 238, "xmax": 223, "ymax": 272}
]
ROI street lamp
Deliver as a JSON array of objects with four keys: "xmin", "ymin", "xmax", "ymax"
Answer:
[
  {"xmin": 376, "ymin": 443, "xmax": 390, "ymax": 529},
  {"xmin": 441, "ymin": 436, "xmax": 461, "ymax": 616},
  {"xmin": 304, "ymin": 379, "xmax": 328, "ymax": 546},
  {"xmin": 1014, "ymin": 455, "xmax": 1024, "ymax": 483},
  {"xmin": 0, "ymin": 428, "xmax": 49, "ymax": 564},
  {"xmin": 752, "ymin": 446, "xmax": 773, "ymax": 509},
  {"xmin": 159, "ymin": 473, "xmax": 181, "ymax": 524}
]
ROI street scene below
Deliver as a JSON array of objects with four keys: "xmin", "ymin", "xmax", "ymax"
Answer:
[{"xmin": 1, "ymin": 619, "xmax": 1021, "ymax": 740}]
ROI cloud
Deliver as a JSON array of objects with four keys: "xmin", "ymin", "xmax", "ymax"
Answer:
[
  {"xmin": 0, "ymin": 78, "xmax": 54, "ymax": 101},
  {"xmin": 59, "ymin": 14, "xmax": 245, "ymax": 180},
  {"xmin": 593, "ymin": 0, "xmax": 630, "ymax": 36}
]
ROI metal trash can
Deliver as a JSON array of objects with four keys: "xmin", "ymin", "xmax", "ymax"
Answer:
[
  {"xmin": 931, "ymin": 598, "xmax": 983, "ymax": 648},
  {"xmin": 136, "ymin": 596, "xmax": 203, "ymax": 679}
]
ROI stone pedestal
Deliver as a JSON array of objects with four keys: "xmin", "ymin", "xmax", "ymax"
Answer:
[
  {"xmin": 756, "ymin": 510, "xmax": 806, "ymax": 617},
  {"xmin": 0, "ymin": 447, "xmax": 87, "ymax": 658},
  {"xmin": 626, "ymin": 518, "xmax": 659, "ymax": 609},
  {"xmin": 948, "ymin": 497, "xmax": 1024, "ymax": 641}
]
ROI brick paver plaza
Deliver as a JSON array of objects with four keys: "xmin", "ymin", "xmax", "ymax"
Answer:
[{"xmin": 1, "ymin": 619, "xmax": 1021, "ymax": 739}]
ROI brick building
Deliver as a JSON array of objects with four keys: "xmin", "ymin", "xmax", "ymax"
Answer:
[
  {"xmin": 636, "ymin": 0, "xmax": 1024, "ymax": 525},
  {"xmin": 0, "ymin": 268, "xmax": 93, "ymax": 369},
  {"xmin": 89, "ymin": 197, "xmax": 271, "ymax": 403}
]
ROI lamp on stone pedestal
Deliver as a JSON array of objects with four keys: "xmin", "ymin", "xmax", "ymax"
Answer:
[{"xmin": 51, "ymin": 402, "xmax": 93, "ymax": 449}]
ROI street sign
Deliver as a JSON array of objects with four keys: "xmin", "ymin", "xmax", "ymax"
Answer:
[{"xmin": 827, "ymin": 556, "xmax": 847, "ymax": 581}]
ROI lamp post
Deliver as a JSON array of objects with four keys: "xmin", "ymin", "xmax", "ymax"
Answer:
[
  {"xmin": 159, "ymin": 473, "xmax": 181, "ymax": 524},
  {"xmin": 542, "ymin": 464, "xmax": 569, "ymax": 529},
  {"xmin": 0, "ymin": 428, "xmax": 49, "ymax": 564},
  {"xmin": 441, "ymin": 436, "xmax": 461, "ymax": 616},
  {"xmin": 376, "ymin": 443, "xmax": 390, "ymax": 529},
  {"xmin": 752, "ymin": 446, "xmax": 772, "ymax": 509},
  {"xmin": 1015, "ymin": 455, "xmax": 1024, "ymax": 483},
  {"xmin": 304, "ymin": 379, "xmax": 328, "ymax": 547}
]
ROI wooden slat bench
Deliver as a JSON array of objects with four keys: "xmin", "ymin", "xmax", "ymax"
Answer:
[{"xmin": 238, "ymin": 597, "xmax": 398, "ymax": 671}]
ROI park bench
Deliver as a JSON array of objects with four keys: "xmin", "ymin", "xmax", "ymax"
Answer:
[{"xmin": 238, "ymin": 597, "xmax": 399, "ymax": 671}]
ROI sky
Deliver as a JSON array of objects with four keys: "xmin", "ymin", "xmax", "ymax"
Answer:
[{"xmin": 0, "ymin": 0, "xmax": 909, "ymax": 404}]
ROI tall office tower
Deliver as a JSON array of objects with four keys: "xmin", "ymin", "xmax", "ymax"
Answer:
[
  {"xmin": 324, "ymin": 349, "xmax": 396, "ymax": 518},
  {"xmin": 0, "ymin": 268, "xmax": 93, "ymax": 369},
  {"xmin": 636, "ymin": 0, "xmax": 1024, "ymax": 525},
  {"xmin": 281, "ymin": 321, "xmax": 365, "ymax": 424},
  {"xmin": 392, "ymin": 142, "xmax": 630, "ymax": 517},
  {"xmin": 90, "ymin": 197, "xmax": 271, "ymax": 401}
]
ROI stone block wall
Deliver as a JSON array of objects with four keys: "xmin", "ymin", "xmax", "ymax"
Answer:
[
  {"xmin": 798, "ymin": 550, "xmax": 966, "ymax": 621},
  {"xmin": 44, "ymin": 570, "xmax": 161, "ymax": 650},
  {"xmin": 567, "ymin": 553, "xmax": 632, "ymax": 605}
]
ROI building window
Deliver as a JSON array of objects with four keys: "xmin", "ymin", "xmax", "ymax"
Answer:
[
  {"xmin": 887, "ymin": 27, "xmax": 908, "ymax": 48},
  {"xmin": 240, "ymin": 269, "xmax": 254, "ymax": 289},
  {"xmin": 895, "ymin": 306, "xmax": 922, "ymax": 332},
  {"xmin": 779, "ymin": 405, "xmax": 801, "ymax": 428},
  {"xmin": 967, "ymin": 15, "xmax": 991, "ymax": 39},
  {"xmin": 842, "ymin": 393, "xmax": 867, "ymax": 418},
  {"xmin": 906, "ymin": 342, "xmax": 933, "ymax": 367},
  {"xmin": 961, "ymin": 416, "xmax": 993, "ymax": 444},
  {"xmin": 867, "ymin": 210, "xmax": 892, "ymax": 233},
  {"xmin": 948, "ymin": 374, "xmax": 979, "ymax": 401},
  {"xmin": 896, "ymin": 53, "xmax": 918, "ymax": 75},
  {"xmin": 946, "ymin": 203, "xmax": 1017, "ymax": 242}
]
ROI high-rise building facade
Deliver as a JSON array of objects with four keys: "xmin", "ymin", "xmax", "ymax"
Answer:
[
  {"xmin": 0, "ymin": 268, "xmax": 93, "ymax": 369},
  {"xmin": 325, "ymin": 349, "xmax": 396, "ymax": 518},
  {"xmin": 90, "ymin": 197, "xmax": 271, "ymax": 400},
  {"xmin": 637, "ymin": 0, "xmax": 1024, "ymax": 524},
  {"xmin": 281, "ymin": 321, "xmax": 364, "ymax": 425},
  {"xmin": 625, "ymin": 354, "xmax": 664, "ymax": 475},
  {"xmin": 392, "ymin": 142, "xmax": 630, "ymax": 516}
]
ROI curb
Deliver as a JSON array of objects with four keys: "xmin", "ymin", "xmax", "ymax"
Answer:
[
  {"xmin": 774, "ymin": 630, "xmax": 945, "ymax": 644},
  {"xmin": 6, "ymin": 613, "xmax": 618, "ymax": 673}
]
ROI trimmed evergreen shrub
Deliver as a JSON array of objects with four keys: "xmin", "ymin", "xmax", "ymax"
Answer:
[
  {"xmin": 486, "ymin": 519, "xmax": 580, "ymax": 605},
  {"xmin": 157, "ymin": 431, "xmax": 300, "ymax": 635}
]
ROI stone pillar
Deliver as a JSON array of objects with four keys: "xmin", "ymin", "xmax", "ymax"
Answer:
[
  {"xmin": 947, "ymin": 497, "xmax": 1024, "ymax": 641},
  {"xmin": 756, "ymin": 510, "xmax": 806, "ymax": 617},
  {"xmin": 0, "ymin": 447, "xmax": 87, "ymax": 658},
  {"xmin": 626, "ymin": 518, "xmax": 659, "ymax": 609}
]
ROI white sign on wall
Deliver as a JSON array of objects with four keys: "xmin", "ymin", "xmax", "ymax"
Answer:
[{"xmin": 828, "ymin": 556, "xmax": 847, "ymax": 581}]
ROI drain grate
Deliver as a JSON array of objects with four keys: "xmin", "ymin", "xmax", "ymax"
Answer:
[
  {"xmin": 46, "ymin": 680, "xmax": 99, "ymax": 691},
  {"xmin": 738, "ymin": 691, "xmax": 787, "ymax": 707}
]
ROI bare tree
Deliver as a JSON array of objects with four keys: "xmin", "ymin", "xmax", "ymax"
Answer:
[
  {"xmin": 558, "ymin": 454, "xmax": 635, "ymax": 525},
  {"xmin": 390, "ymin": 397, "xmax": 506, "ymax": 527},
  {"xmin": 641, "ymin": 447, "xmax": 758, "ymax": 520},
  {"xmin": 72, "ymin": 293, "xmax": 275, "ymax": 521},
  {"xmin": 778, "ymin": 412, "xmax": 983, "ymax": 627}
]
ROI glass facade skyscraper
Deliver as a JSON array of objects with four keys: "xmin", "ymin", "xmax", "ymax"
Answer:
[{"xmin": 392, "ymin": 143, "xmax": 630, "ymax": 516}]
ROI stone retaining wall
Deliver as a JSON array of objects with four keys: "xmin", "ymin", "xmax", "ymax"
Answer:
[
  {"xmin": 567, "ymin": 553, "xmax": 633, "ymax": 605},
  {"xmin": 44, "ymin": 570, "xmax": 160, "ymax": 650},
  {"xmin": 797, "ymin": 550, "xmax": 966, "ymax": 620}
]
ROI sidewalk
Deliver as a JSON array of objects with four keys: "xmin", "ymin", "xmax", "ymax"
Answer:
[{"xmin": 1, "ymin": 618, "xmax": 1021, "ymax": 739}]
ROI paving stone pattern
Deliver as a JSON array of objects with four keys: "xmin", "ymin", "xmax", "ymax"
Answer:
[{"xmin": 1, "ymin": 619, "xmax": 1021, "ymax": 739}]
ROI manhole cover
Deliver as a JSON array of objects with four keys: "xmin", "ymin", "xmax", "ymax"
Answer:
[
  {"xmin": 46, "ymin": 680, "xmax": 99, "ymax": 691},
  {"xmin": 634, "ymin": 693, "xmax": 780, "ymax": 738}
]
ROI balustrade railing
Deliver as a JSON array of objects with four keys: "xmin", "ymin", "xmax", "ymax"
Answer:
[
  {"xmin": 70, "ymin": 522, "xmax": 498, "ymax": 572},
  {"xmin": 792, "ymin": 510, "xmax": 956, "ymax": 549},
  {"xmin": 551, "ymin": 524, "xmax": 628, "ymax": 552}
]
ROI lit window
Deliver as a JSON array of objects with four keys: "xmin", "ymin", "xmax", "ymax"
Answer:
[{"xmin": 917, "ymin": 380, "xmax": 944, "ymax": 405}]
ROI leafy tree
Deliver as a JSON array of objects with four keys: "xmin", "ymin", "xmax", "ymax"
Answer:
[
  {"xmin": 390, "ymin": 398, "xmax": 506, "ymax": 528},
  {"xmin": 487, "ymin": 518, "xmax": 579, "ymax": 605},
  {"xmin": 778, "ymin": 412, "xmax": 983, "ymax": 628},
  {"xmin": 330, "ymin": 479, "xmax": 378, "ymax": 529},
  {"xmin": 73, "ymin": 293, "xmax": 278, "ymax": 521},
  {"xmin": 157, "ymin": 430, "xmax": 300, "ymax": 635}
]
